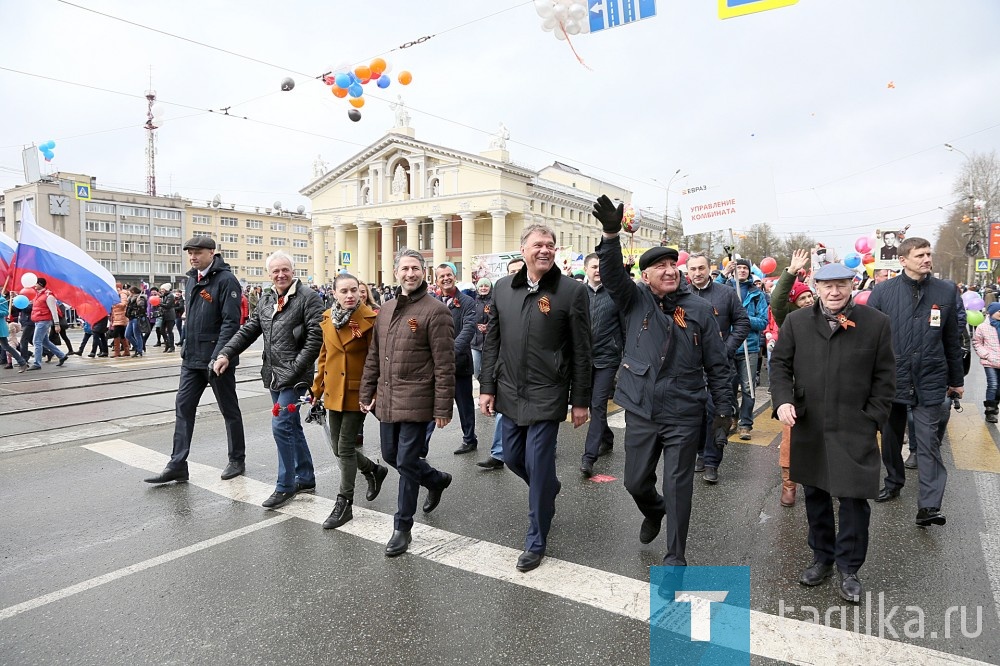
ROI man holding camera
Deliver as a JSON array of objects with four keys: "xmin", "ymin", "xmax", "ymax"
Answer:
[{"xmin": 867, "ymin": 237, "xmax": 964, "ymax": 527}]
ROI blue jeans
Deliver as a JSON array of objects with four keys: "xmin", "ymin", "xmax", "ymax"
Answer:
[
  {"xmin": 985, "ymin": 366, "xmax": 999, "ymax": 402},
  {"xmin": 125, "ymin": 319, "xmax": 144, "ymax": 354},
  {"xmin": 733, "ymin": 352, "xmax": 758, "ymax": 428},
  {"xmin": 270, "ymin": 386, "xmax": 315, "ymax": 492},
  {"xmin": 490, "ymin": 413, "xmax": 504, "ymax": 460},
  {"xmin": 472, "ymin": 349, "xmax": 482, "ymax": 379},
  {"xmin": 32, "ymin": 321, "xmax": 66, "ymax": 368}
]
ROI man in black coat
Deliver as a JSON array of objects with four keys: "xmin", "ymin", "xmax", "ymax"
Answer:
[
  {"xmin": 480, "ymin": 224, "xmax": 592, "ymax": 573},
  {"xmin": 867, "ymin": 237, "xmax": 964, "ymax": 527},
  {"xmin": 686, "ymin": 251, "xmax": 750, "ymax": 483},
  {"xmin": 427, "ymin": 263, "xmax": 478, "ymax": 455},
  {"xmin": 593, "ymin": 196, "xmax": 732, "ymax": 568},
  {"xmin": 145, "ymin": 237, "xmax": 246, "ymax": 485},
  {"xmin": 771, "ymin": 262, "xmax": 895, "ymax": 603},
  {"xmin": 159, "ymin": 282, "xmax": 176, "ymax": 353}
]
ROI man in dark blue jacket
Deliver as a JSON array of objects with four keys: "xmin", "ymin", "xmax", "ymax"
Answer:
[
  {"xmin": 427, "ymin": 263, "xmax": 478, "ymax": 454},
  {"xmin": 867, "ymin": 237, "xmax": 963, "ymax": 527},
  {"xmin": 145, "ymin": 236, "xmax": 246, "ymax": 484},
  {"xmin": 687, "ymin": 252, "xmax": 750, "ymax": 483},
  {"xmin": 593, "ymin": 196, "xmax": 732, "ymax": 567}
]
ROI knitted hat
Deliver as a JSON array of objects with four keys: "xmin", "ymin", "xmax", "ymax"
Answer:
[
  {"xmin": 788, "ymin": 281, "xmax": 811, "ymax": 304},
  {"xmin": 476, "ymin": 278, "xmax": 492, "ymax": 288},
  {"xmin": 987, "ymin": 303, "xmax": 1000, "ymax": 317}
]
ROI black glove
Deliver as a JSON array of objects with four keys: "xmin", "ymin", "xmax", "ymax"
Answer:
[
  {"xmin": 593, "ymin": 195, "xmax": 624, "ymax": 235},
  {"xmin": 711, "ymin": 413, "xmax": 730, "ymax": 435}
]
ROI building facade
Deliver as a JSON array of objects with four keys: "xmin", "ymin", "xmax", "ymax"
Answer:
[{"xmin": 301, "ymin": 124, "xmax": 661, "ymax": 286}]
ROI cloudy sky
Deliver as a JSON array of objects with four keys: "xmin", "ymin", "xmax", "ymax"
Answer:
[{"xmin": 1, "ymin": 0, "xmax": 998, "ymax": 259}]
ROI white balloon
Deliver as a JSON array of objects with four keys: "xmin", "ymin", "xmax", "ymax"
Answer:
[
  {"xmin": 21, "ymin": 272, "xmax": 38, "ymax": 288},
  {"xmin": 534, "ymin": 0, "xmax": 554, "ymax": 18},
  {"xmin": 553, "ymin": 27, "xmax": 567, "ymax": 40},
  {"xmin": 568, "ymin": 3, "xmax": 587, "ymax": 20},
  {"xmin": 151, "ymin": 104, "xmax": 165, "ymax": 117},
  {"xmin": 579, "ymin": 17, "xmax": 591, "ymax": 33},
  {"xmin": 542, "ymin": 15, "xmax": 558, "ymax": 30},
  {"xmin": 565, "ymin": 19, "xmax": 581, "ymax": 35},
  {"xmin": 553, "ymin": 3, "xmax": 568, "ymax": 20}
]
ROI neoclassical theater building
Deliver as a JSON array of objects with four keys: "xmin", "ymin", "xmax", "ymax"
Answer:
[{"xmin": 301, "ymin": 113, "xmax": 663, "ymax": 285}]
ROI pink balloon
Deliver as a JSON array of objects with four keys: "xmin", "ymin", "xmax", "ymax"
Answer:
[
  {"xmin": 855, "ymin": 237, "xmax": 872, "ymax": 254},
  {"xmin": 854, "ymin": 290, "xmax": 871, "ymax": 306},
  {"xmin": 760, "ymin": 257, "xmax": 777, "ymax": 274},
  {"xmin": 677, "ymin": 250, "xmax": 689, "ymax": 266}
]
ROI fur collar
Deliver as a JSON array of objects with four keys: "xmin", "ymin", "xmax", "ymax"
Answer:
[{"xmin": 510, "ymin": 263, "xmax": 563, "ymax": 291}]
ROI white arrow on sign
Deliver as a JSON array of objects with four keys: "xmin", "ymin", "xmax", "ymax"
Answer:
[{"xmin": 591, "ymin": 1, "xmax": 603, "ymax": 13}]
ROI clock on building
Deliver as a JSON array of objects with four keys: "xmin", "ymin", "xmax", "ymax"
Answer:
[{"xmin": 49, "ymin": 194, "xmax": 71, "ymax": 216}]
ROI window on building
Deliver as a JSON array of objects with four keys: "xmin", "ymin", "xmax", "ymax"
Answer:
[
  {"xmin": 151, "ymin": 209, "xmax": 182, "ymax": 221},
  {"xmin": 293, "ymin": 224, "xmax": 309, "ymax": 234},
  {"xmin": 270, "ymin": 222, "xmax": 286, "ymax": 232},
  {"xmin": 292, "ymin": 239, "xmax": 309, "ymax": 248},
  {"xmin": 246, "ymin": 266, "xmax": 264, "ymax": 277},
  {"xmin": 119, "ymin": 260, "xmax": 150, "ymax": 273},
  {"xmin": 120, "ymin": 223, "xmax": 150, "ymax": 235},
  {"xmin": 97, "ymin": 259, "xmax": 117, "ymax": 272},
  {"xmin": 221, "ymin": 249, "xmax": 239, "ymax": 259},
  {"xmin": 220, "ymin": 233, "xmax": 239, "ymax": 244},
  {"xmin": 155, "ymin": 243, "xmax": 180, "ymax": 255},
  {"xmin": 193, "ymin": 231, "xmax": 215, "ymax": 239},
  {"xmin": 87, "ymin": 239, "xmax": 117, "ymax": 252},
  {"xmin": 85, "ymin": 202, "xmax": 115, "ymax": 215},
  {"xmin": 246, "ymin": 219, "xmax": 263, "ymax": 229},
  {"xmin": 155, "ymin": 261, "xmax": 182, "ymax": 274},
  {"xmin": 220, "ymin": 216, "xmax": 238, "ymax": 227},
  {"xmin": 247, "ymin": 251, "xmax": 264, "ymax": 261},
  {"xmin": 192, "ymin": 214, "xmax": 211, "ymax": 225},
  {"xmin": 120, "ymin": 206, "xmax": 149, "ymax": 218},
  {"xmin": 120, "ymin": 241, "xmax": 150, "ymax": 253},
  {"xmin": 247, "ymin": 235, "xmax": 263, "ymax": 245},
  {"xmin": 86, "ymin": 219, "xmax": 116, "ymax": 233},
  {"xmin": 271, "ymin": 237, "xmax": 287, "ymax": 246},
  {"xmin": 154, "ymin": 225, "xmax": 181, "ymax": 237},
  {"xmin": 293, "ymin": 254, "xmax": 309, "ymax": 264}
]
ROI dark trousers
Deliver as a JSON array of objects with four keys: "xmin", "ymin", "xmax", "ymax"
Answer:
[
  {"xmin": 583, "ymin": 366, "xmax": 616, "ymax": 463},
  {"xmin": 623, "ymin": 412, "xmax": 700, "ymax": 566},
  {"xmin": 425, "ymin": 374, "xmax": 478, "ymax": 447},
  {"xmin": 380, "ymin": 421, "xmax": 448, "ymax": 532},
  {"xmin": 19, "ymin": 322, "xmax": 34, "ymax": 361},
  {"xmin": 698, "ymin": 391, "xmax": 727, "ymax": 468},
  {"xmin": 161, "ymin": 322, "xmax": 175, "ymax": 350},
  {"xmin": 803, "ymin": 485, "xmax": 870, "ymax": 574},
  {"xmin": 881, "ymin": 401, "xmax": 947, "ymax": 509},
  {"xmin": 168, "ymin": 365, "xmax": 246, "ymax": 470},
  {"xmin": 501, "ymin": 418, "xmax": 560, "ymax": 554}
]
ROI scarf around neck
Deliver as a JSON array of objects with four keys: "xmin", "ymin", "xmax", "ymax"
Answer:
[
  {"xmin": 819, "ymin": 297, "xmax": 855, "ymax": 331},
  {"xmin": 331, "ymin": 303, "xmax": 359, "ymax": 329}
]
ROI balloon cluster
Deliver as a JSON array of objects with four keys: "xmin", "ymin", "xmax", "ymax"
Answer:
[
  {"xmin": 963, "ymin": 290, "xmax": 986, "ymax": 326},
  {"xmin": 12, "ymin": 294, "xmax": 30, "ymax": 309},
  {"xmin": 38, "ymin": 141, "xmax": 56, "ymax": 162},
  {"xmin": 535, "ymin": 0, "xmax": 591, "ymax": 39},
  {"xmin": 621, "ymin": 204, "xmax": 639, "ymax": 233},
  {"xmin": 322, "ymin": 58, "xmax": 411, "ymax": 122}
]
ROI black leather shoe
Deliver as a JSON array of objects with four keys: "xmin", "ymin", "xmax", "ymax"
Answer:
[
  {"xmin": 476, "ymin": 457, "xmax": 504, "ymax": 470},
  {"xmin": 453, "ymin": 442, "xmax": 478, "ymax": 455},
  {"xmin": 516, "ymin": 550, "xmax": 544, "ymax": 572},
  {"xmin": 875, "ymin": 487, "xmax": 901, "ymax": 503},
  {"xmin": 798, "ymin": 561, "xmax": 834, "ymax": 586},
  {"xmin": 296, "ymin": 482, "xmax": 316, "ymax": 494},
  {"xmin": 639, "ymin": 516, "xmax": 662, "ymax": 544},
  {"xmin": 220, "ymin": 462, "xmax": 245, "ymax": 480},
  {"xmin": 916, "ymin": 507, "xmax": 946, "ymax": 527},
  {"xmin": 580, "ymin": 460, "xmax": 594, "ymax": 478},
  {"xmin": 903, "ymin": 453, "xmax": 918, "ymax": 469},
  {"xmin": 597, "ymin": 442, "xmax": 614, "ymax": 457},
  {"xmin": 144, "ymin": 467, "xmax": 189, "ymax": 484},
  {"xmin": 364, "ymin": 463, "xmax": 388, "ymax": 501},
  {"xmin": 57, "ymin": 356, "xmax": 67, "ymax": 367},
  {"xmin": 839, "ymin": 571, "xmax": 863, "ymax": 603},
  {"xmin": 323, "ymin": 495, "xmax": 353, "ymax": 529},
  {"xmin": 422, "ymin": 473, "xmax": 452, "ymax": 513},
  {"xmin": 385, "ymin": 529, "xmax": 411, "ymax": 557},
  {"xmin": 262, "ymin": 491, "xmax": 295, "ymax": 509},
  {"xmin": 694, "ymin": 455, "xmax": 705, "ymax": 473},
  {"xmin": 704, "ymin": 466, "xmax": 719, "ymax": 483},
  {"xmin": 87, "ymin": 353, "xmax": 96, "ymax": 358}
]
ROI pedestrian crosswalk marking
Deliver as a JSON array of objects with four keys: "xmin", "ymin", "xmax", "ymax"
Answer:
[{"xmin": 946, "ymin": 405, "xmax": 1000, "ymax": 474}]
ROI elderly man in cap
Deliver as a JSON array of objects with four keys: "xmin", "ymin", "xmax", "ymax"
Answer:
[
  {"xmin": 770, "ymin": 263, "xmax": 895, "ymax": 603},
  {"xmin": 145, "ymin": 236, "xmax": 247, "ymax": 484},
  {"xmin": 593, "ymin": 195, "xmax": 733, "ymax": 567}
]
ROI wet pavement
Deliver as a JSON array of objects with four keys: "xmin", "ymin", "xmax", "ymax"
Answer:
[{"xmin": 2, "ymin": 331, "xmax": 999, "ymax": 665}]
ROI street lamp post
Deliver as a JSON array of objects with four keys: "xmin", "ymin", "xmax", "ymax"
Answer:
[
  {"xmin": 944, "ymin": 144, "xmax": 977, "ymax": 284},
  {"xmin": 654, "ymin": 169, "xmax": 687, "ymax": 246}
]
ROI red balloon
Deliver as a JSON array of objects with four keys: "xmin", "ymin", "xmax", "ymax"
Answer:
[
  {"xmin": 862, "ymin": 252, "xmax": 875, "ymax": 265},
  {"xmin": 20, "ymin": 287, "xmax": 35, "ymax": 297},
  {"xmin": 677, "ymin": 250, "xmax": 690, "ymax": 266},
  {"xmin": 149, "ymin": 295, "xmax": 162, "ymax": 307},
  {"xmin": 760, "ymin": 257, "xmax": 777, "ymax": 274},
  {"xmin": 854, "ymin": 290, "xmax": 871, "ymax": 306}
]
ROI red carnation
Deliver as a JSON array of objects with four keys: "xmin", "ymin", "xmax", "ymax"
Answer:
[
  {"xmin": 287, "ymin": 403, "xmax": 298, "ymax": 413},
  {"xmin": 272, "ymin": 403, "xmax": 281, "ymax": 416}
]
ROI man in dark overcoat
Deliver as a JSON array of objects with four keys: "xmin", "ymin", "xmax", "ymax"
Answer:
[{"xmin": 770, "ymin": 262, "xmax": 895, "ymax": 604}]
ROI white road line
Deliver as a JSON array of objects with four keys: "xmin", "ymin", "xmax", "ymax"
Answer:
[
  {"xmin": 81, "ymin": 439, "xmax": 988, "ymax": 666},
  {"xmin": 975, "ymin": 472, "xmax": 1000, "ymax": 628},
  {"xmin": 0, "ymin": 514, "xmax": 292, "ymax": 621}
]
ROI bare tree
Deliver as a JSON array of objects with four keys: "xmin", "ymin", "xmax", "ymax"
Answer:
[{"xmin": 941, "ymin": 150, "xmax": 1000, "ymax": 283}]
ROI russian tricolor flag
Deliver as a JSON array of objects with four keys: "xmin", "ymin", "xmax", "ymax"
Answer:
[
  {"xmin": 0, "ymin": 231, "xmax": 15, "ymax": 287},
  {"xmin": 11, "ymin": 200, "xmax": 119, "ymax": 325}
]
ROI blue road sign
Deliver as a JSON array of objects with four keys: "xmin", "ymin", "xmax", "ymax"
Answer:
[
  {"xmin": 589, "ymin": 0, "xmax": 656, "ymax": 34},
  {"xmin": 74, "ymin": 183, "xmax": 91, "ymax": 200},
  {"xmin": 340, "ymin": 251, "xmax": 351, "ymax": 266},
  {"xmin": 976, "ymin": 259, "xmax": 990, "ymax": 272}
]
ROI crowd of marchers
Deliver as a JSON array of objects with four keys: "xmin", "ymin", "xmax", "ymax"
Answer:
[{"xmin": 15, "ymin": 196, "xmax": 994, "ymax": 605}]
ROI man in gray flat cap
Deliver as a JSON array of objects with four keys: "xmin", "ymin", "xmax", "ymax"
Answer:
[
  {"xmin": 145, "ymin": 236, "xmax": 247, "ymax": 484},
  {"xmin": 770, "ymin": 262, "xmax": 895, "ymax": 604},
  {"xmin": 593, "ymin": 195, "xmax": 733, "ymax": 567}
]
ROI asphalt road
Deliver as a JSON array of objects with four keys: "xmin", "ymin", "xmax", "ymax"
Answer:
[{"xmin": 2, "ymin": 332, "xmax": 999, "ymax": 665}]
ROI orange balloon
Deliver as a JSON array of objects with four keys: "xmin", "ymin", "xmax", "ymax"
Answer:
[
  {"xmin": 722, "ymin": 258, "xmax": 730, "ymax": 267},
  {"xmin": 370, "ymin": 58, "xmax": 386, "ymax": 75},
  {"xmin": 398, "ymin": 70, "xmax": 412, "ymax": 85},
  {"xmin": 331, "ymin": 86, "xmax": 348, "ymax": 98},
  {"xmin": 349, "ymin": 96, "xmax": 365, "ymax": 108},
  {"xmin": 354, "ymin": 65, "xmax": 372, "ymax": 81}
]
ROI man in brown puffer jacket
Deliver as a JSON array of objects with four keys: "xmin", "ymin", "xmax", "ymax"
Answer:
[{"xmin": 360, "ymin": 247, "xmax": 455, "ymax": 558}]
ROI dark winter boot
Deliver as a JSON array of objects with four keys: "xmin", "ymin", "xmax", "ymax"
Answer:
[{"xmin": 985, "ymin": 400, "xmax": 999, "ymax": 424}]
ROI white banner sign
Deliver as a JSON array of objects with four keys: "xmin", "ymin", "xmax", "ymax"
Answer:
[{"xmin": 679, "ymin": 170, "xmax": 778, "ymax": 236}]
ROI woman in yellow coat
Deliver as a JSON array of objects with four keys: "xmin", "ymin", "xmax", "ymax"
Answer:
[{"xmin": 311, "ymin": 273, "xmax": 388, "ymax": 529}]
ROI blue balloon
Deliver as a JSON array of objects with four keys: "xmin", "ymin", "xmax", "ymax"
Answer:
[
  {"xmin": 751, "ymin": 266, "xmax": 764, "ymax": 279},
  {"xmin": 45, "ymin": 140, "xmax": 56, "ymax": 149},
  {"xmin": 12, "ymin": 294, "xmax": 30, "ymax": 309},
  {"xmin": 348, "ymin": 71, "xmax": 359, "ymax": 83},
  {"xmin": 377, "ymin": 74, "xmax": 390, "ymax": 89},
  {"xmin": 334, "ymin": 73, "xmax": 351, "ymax": 89},
  {"xmin": 348, "ymin": 83, "xmax": 363, "ymax": 98},
  {"xmin": 844, "ymin": 252, "xmax": 862, "ymax": 269}
]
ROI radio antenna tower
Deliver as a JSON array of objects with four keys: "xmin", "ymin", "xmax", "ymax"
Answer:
[{"xmin": 144, "ymin": 88, "xmax": 160, "ymax": 196}]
